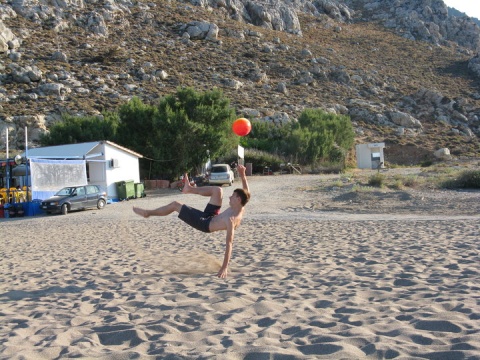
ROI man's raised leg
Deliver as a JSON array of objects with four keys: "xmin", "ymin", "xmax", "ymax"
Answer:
[
  {"xmin": 182, "ymin": 173, "xmax": 223, "ymax": 206},
  {"xmin": 133, "ymin": 201, "xmax": 183, "ymax": 218}
]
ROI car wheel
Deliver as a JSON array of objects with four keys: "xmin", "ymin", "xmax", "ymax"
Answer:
[
  {"xmin": 61, "ymin": 204, "xmax": 68, "ymax": 215},
  {"xmin": 97, "ymin": 199, "xmax": 106, "ymax": 210}
]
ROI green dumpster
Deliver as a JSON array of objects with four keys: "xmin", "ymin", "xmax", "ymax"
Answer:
[
  {"xmin": 116, "ymin": 180, "xmax": 135, "ymax": 200},
  {"xmin": 134, "ymin": 182, "xmax": 145, "ymax": 198}
]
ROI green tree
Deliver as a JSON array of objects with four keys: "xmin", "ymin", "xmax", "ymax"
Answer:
[
  {"xmin": 115, "ymin": 97, "xmax": 158, "ymax": 161},
  {"xmin": 115, "ymin": 88, "xmax": 237, "ymax": 180},
  {"xmin": 240, "ymin": 120, "xmax": 292, "ymax": 155},
  {"xmin": 40, "ymin": 112, "xmax": 119, "ymax": 146},
  {"xmin": 153, "ymin": 87, "xmax": 237, "ymax": 179},
  {"xmin": 288, "ymin": 109, "xmax": 355, "ymax": 166}
]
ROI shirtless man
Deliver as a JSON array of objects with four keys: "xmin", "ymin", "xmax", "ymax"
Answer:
[{"xmin": 133, "ymin": 164, "xmax": 250, "ymax": 278}]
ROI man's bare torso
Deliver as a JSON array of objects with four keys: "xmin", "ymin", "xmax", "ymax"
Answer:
[{"xmin": 209, "ymin": 207, "xmax": 244, "ymax": 232}]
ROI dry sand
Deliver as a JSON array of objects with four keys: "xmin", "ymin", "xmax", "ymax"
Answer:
[{"xmin": 1, "ymin": 172, "xmax": 479, "ymax": 359}]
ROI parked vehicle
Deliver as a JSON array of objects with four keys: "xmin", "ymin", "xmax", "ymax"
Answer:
[
  {"xmin": 207, "ymin": 164, "xmax": 235, "ymax": 186},
  {"xmin": 192, "ymin": 174, "xmax": 208, "ymax": 187},
  {"xmin": 41, "ymin": 185, "xmax": 107, "ymax": 215}
]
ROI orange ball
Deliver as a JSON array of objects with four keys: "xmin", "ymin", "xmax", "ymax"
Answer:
[{"xmin": 232, "ymin": 118, "xmax": 251, "ymax": 136}]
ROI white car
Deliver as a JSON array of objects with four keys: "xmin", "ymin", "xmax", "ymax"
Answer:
[{"xmin": 208, "ymin": 164, "xmax": 234, "ymax": 186}]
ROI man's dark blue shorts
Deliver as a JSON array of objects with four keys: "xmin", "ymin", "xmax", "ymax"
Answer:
[{"xmin": 178, "ymin": 203, "xmax": 221, "ymax": 233}]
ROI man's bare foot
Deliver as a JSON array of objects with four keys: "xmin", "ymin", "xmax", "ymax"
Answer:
[
  {"xmin": 133, "ymin": 206, "xmax": 149, "ymax": 218},
  {"xmin": 182, "ymin": 173, "xmax": 195, "ymax": 194}
]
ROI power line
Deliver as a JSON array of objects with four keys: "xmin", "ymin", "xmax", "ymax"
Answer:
[{"xmin": 142, "ymin": 155, "xmax": 181, "ymax": 162}]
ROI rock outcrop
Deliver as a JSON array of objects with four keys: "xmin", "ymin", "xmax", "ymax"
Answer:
[
  {"xmin": 342, "ymin": 0, "xmax": 480, "ymax": 51},
  {"xmin": 469, "ymin": 53, "xmax": 480, "ymax": 78}
]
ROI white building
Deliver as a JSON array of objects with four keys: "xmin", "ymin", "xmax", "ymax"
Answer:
[
  {"xmin": 355, "ymin": 143, "xmax": 385, "ymax": 169},
  {"xmin": 22, "ymin": 141, "xmax": 143, "ymax": 201}
]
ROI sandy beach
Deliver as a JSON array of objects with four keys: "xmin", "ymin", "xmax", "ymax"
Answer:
[{"xmin": 1, "ymin": 172, "xmax": 479, "ymax": 359}]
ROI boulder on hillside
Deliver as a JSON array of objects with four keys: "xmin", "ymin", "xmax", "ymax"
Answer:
[
  {"xmin": 313, "ymin": 0, "xmax": 353, "ymax": 22},
  {"xmin": 0, "ymin": 20, "xmax": 15, "ymax": 52},
  {"xmin": 8, "ymin": 63, "xmax": 43, "ymax": 84},
  {"xmin": 434, "ymin": 148, "xmax": 451, "ymax": 160},
  {"xmin": 196, "ymin": 0, "xmax": 304, "ymax": 35},
  {"xmin": 86, "ymin": 11, "xmax": 108, "ymax": 37},
  {"xmin": 468, "ymin": 53, "xmax": 480, "ymax": 78},
  {"xmin": 389, "ymin": 111, "xmax": 423, "ymax": 128},
  {"xmin": 180, "ymin": 21, "xmax": 219, "ymax": 41}
]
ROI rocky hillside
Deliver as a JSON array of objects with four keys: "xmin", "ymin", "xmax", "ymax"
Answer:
[
  {"xmin": 447, "ymin": 7, "xmax": 480, "ymax": 26},
  {"xmin": 1, "ymin": 0, "xmax": 479, "ymax": 164}
]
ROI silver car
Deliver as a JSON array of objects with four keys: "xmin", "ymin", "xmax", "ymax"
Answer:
[{"xmin": 208, "ymin": 164, "xmax": 234, "ymax": 186}]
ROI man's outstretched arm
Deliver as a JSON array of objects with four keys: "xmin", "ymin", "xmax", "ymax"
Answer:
[
  {"xmin": 236, "ymin": 164, "xmax": 250, "ymax": 193},
  {"xmin": 217, "ymin": 218, "xmax": 235, "ymax": 278}
]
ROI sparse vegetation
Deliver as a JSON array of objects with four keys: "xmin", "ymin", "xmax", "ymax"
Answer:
[
  {"xmin": 313, "ymin": 163, "xmax": 480, "ymax": 192},
  {"xmin": 390, "ymin": 179, "xmax": 405, "ymax": 190},
  {"xmin": 368, "ymin": 173, "xmax": 386, "ymax": 187},
  {"xmin": 404, "ymin": 175, "xmax": 421, "ymax": 188},
  {"xmin": 352, "ymin": 184, "xmax": 377, "ymax": 193},
  {"xmin": 332, "ymin": 179, "xmax": 343, "ymax": 187},
  {"xmin": 441, "ymin": 170, "xmax": 480, "ymax": 189}
]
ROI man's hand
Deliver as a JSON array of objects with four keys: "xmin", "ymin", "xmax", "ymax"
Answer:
[
  {"xmin": 237, "ymin": 164, "xmax": 246, "ymax": 177},
  {"xmin": 236, "ymin": 164, "xmax": 250, "ymax": 193},
  {"xmin": 217, "ymin": 266, "xmax": 228, "ymax": 278}
]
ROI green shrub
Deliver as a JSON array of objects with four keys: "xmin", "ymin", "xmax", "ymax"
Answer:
[
  {"xmin": 449, "ymin": 170, "xmax": 480, "ymax": 189},
  {"xmin": 420, "ymin": 160, "xmax": 433, "ymax": 167},
  {"xmin": 332, "ymin": 179, "xmax": 344, "ymax": 187},
  {"xmin": 440, "ymin": 170, "xmax": 480, "ymax": 189},
  {"xmin": 368, "ymin": 173, "xmax": 385, "ymax": 187},
  {"xmin": 288, "ymin": 109, "xmax": 355, "ymax": 166},
  {"xmin": 390, "ymin": 179, "xmax": 404, "ymax": 190},
  {"xmin": 403, "ymin": 175, "xmax": 421, "ymax": 188},
  {"xmin": 353, "ymin": 184, "xmax": 375, "ymax": 192}
]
